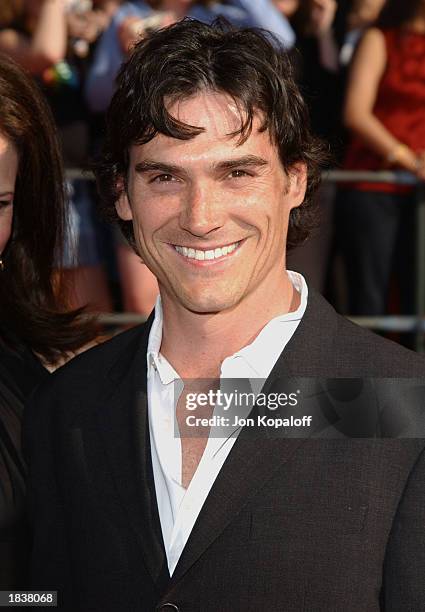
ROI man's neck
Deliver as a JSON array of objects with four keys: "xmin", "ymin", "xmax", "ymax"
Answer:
[{"xmin": 159, "ymin": 271, "xmax": 299, "ymax": 379}]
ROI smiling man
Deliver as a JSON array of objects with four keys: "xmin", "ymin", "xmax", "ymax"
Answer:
[{"xmin": 25, "ymin": 19, "xmax": 425, "ymax": 611}]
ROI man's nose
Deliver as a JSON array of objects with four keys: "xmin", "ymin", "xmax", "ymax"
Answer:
[{"xmin": 179, "ymin": 183, "xmax": 225, "ymax": 236}]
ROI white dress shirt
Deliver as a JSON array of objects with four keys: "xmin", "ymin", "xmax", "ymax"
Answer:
[{"xmin": 147, "ymin": 271, "xmax": 308, "ymax": 575}]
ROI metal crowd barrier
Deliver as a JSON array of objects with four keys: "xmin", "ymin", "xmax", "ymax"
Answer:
[
  {"xmin": 94, "ymin": 312, "xmax": 425, "ymax": 332},
  {"xmin": 65, "ymin": 168, "xmax": 425, "ymax": 351}
]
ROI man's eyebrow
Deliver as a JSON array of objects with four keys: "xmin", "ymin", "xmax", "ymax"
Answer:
[
  {"xmin": 213, "ymin": 155, "xmax": 268, "ymax": 171},
  {"xmin": 0, "ymin": 191, "xmax": 13, "ymax": 198},
  {"xmin": 134, "ymin": 155, "xmax": 269, "ymax": 176},
  {"xmin": 134, "ymin": 160, "xmax": 185, "ymax": 175}
]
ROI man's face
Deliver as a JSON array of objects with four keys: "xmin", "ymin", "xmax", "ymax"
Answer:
[{"xmin": 116, "ymin": 92, "xmax": 306, "ymax": 315}]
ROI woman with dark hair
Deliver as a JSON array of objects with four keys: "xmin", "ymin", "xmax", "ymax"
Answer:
[
  {"xmin": 0, "ymin": 53, "xmax": 95, "ymax": 587},
  {"xmin": 0, "ymin": 0, "xmax": 118, "ymax": 314},
  {"xmin": 337, "ymin": 0, "xmax": 425, "ymax": 319}
]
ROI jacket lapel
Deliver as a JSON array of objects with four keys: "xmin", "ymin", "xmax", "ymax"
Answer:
[
  {"xmin": 95, "ymin": 316, "xmax": 170, "ymax": 588},
  {"xmin": 170, "ymin": 289, "xmax": 340, "ymax": 584}
]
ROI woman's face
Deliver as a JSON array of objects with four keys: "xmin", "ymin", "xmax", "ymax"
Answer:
[{"xmin": 0, "ymin": 134, "xmax": 18, "ymax": 256}]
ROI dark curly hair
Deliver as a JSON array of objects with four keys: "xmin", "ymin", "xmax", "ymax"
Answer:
[{"xmin": 95, "ymin": 18, "xmax": 327, "ymax": 250}]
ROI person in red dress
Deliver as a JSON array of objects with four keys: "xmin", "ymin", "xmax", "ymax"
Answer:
[{"xmin": 336, "ymin": 0, "xmax": 425, "ymax": 316}]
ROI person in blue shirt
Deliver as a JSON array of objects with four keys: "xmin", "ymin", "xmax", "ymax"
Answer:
[{"xmin": 85, "ymin": 0, "xmax": 295, "ymax": 113}]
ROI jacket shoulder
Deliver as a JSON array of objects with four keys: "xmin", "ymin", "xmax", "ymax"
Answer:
[
  {"xmin": 61, "ymin": 322, "xmax": 147, "ymax": 375},
  {"xmin": 297, "ymin": 290, "xmax": 425, "ymax": 378},
  {"xmin": 334, "ymin": 312, "xmax": 425, "ymax": 377},
  {"xmin": 28, "ymin": 322, "xmax": 150, "ymax": 408}
]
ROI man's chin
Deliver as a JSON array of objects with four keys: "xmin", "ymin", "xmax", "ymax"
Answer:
[{"xmin": 179, "ymin": 293, "xmax": 240, "ymax": 316}]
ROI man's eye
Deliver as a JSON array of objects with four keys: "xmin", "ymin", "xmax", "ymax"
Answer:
[
  {"xmin": 0, "ymin": 200, "xmax": 12, "ymax": 209},
  {"xmin": 229, "ymin": 169, "xmax": 249, "ymax": 178},
  {"xmin": 152, "ymin": 174, "xmax": 178, "ymax": 183}
]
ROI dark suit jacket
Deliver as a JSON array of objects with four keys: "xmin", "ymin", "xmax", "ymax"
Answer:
[{"xmin": 24, "ymin": 291, "xmax": 425, "ymax": 611}]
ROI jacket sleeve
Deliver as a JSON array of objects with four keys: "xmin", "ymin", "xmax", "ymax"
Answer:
[{"xmin": 383, "ymin": 446, "xmax": 425, "ymax": 610}]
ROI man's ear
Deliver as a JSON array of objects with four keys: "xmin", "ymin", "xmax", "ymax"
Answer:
[
  {"xmin": 287, "ymin": 162, "xmax": 308, "ymax": 209},
  {"xmin": 115, "ymin": 181, "xmax": 133, "ymax": 221}
]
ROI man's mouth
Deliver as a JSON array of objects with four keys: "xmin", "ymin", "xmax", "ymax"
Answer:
[{"xmin": 173, "ymin": 240, "xmax": 242, "ymax": 261}]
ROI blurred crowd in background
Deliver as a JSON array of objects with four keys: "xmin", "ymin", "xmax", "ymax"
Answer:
[{"xmin": 1, "ymin": 0, "xmax": 424, "ymax": 325}]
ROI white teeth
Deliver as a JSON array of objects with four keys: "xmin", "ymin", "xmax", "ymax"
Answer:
[{"xmin": 174, "ymin": 241, "xmax": 240, "ymax": 261}]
